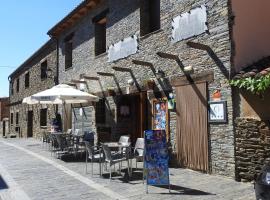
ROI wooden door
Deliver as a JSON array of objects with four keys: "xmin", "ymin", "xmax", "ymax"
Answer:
[
  {"xmin": 175, "ymin": 82, "xmax": 209, "ymax": 172},
  {"xmin": 27, "ymin": 111, "xmax": 33, "ymax": 138}
]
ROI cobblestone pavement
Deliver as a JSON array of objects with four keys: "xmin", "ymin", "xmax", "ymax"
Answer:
[{"xmin": 0, "ymin": 138, "xmax": 255, "ymax": 200}]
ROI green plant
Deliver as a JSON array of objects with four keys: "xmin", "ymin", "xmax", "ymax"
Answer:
[{"xmin": 230, "ymin": 74, "xmax": 270, "ymax": 95}]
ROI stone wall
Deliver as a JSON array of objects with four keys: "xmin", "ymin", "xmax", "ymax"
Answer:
[
  {"xmin": 9, "ymin": 40, "xmax": 57, "ymax": 138},
  {"xmin": 56, "ymin": 0, "xmax": 235, "ymax": 177},
  {"xmin": 235, "ymin": 117, "xmax": 270, "ymax": 182}
]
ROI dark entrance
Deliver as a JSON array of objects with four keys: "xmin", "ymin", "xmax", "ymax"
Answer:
[
  {"xmin": 116, "ymin": 92, "xmax": 147, "ymax": 144},
  {"xmin": 2, "ymin": 121, "xmax": 5, "ymax": 137},
  {"xmin": 175, "ymin": 82, "xmax": 209, "ymax": 172},
  {"xmin": 27, "ymin": 111, "xmax": 33, "ymax": 137}
]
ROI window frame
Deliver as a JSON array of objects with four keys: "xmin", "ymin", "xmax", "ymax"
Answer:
[
  {"xmin": 40, "ymin": 60, "xmax": 48, "ymax": 80},
  {"xmin": 25, "ymin": 72, "xmax": 30, "ymax": 88},
  {"xmin": 40, "ymin": 108, "xmax": 47, "ymax": 127}
]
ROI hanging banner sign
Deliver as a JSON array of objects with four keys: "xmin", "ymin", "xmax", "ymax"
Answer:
[{"xmin": 144, "ymin": 130, "xmax": 170, "ymax": 188}]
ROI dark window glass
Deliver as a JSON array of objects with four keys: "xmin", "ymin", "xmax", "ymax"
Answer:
[
  {"xmin": 11, "ymin": 82, "xmax": 14, "ymax": 95},
  {"xmin": 140, "ymin": 0, "xmax": 160, "ymax": 36},
  {"xmin": 95, "ymin": 99, "xmax": 106, "ymax": 124},
  {"xmin": 10, "ymin": 113, "xmax": 13, "ymax": 125},
  {"xmin": 64, "ymin": 34, "xmax": 73, "ymax": 70},
  {"xmin": 40, "ymin": 108, "xmax": 47, "ymax": 127},
  {"xmin": 16, "ymin": 79, "xmax": 19, "ymax": 92},
  {"xmin": 16, "ymin": 112, "xmax": 19, "ymax": 125},
  {"xmin": 94, "ymin": 18, "xmax": 106, "ymax": 56},
  {"xmin": 25, "ymin": 72, "xmax": 30, "ymax": 88},
  {"xmin": 41, "ymin": 60, "xmax": 48, "ymax": 80}
]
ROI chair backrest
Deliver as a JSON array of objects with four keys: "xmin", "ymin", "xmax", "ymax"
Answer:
[
  {"xmin": 134, "ymin": 138, "xmax": 144, "ymax": 156},
  {"xmin": 84, "ymin": 141, "xmax": 94, "ymax": 159},
  {"xmin": 101, "ymin": 144, "xmax": 112, "ymax": 162},
  {"xmin": 119, "ymin": 135, "xmax": 130, "ymax": 145},
  {"xmin": 74, "ymin": 129, "xmax": 80, "ymax": 136},
  {"xmin": 55, "ymin": 134, "xmax": 66, "ymax": 150}
]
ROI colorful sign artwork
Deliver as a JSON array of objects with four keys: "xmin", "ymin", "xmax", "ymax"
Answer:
[
  {"xmin": 153, "ymin": 100, "xmax": 168, "ymax": 130},
  {"xmin": 144, "ymin": 130, "xmax": 170, "ymax": 186}
]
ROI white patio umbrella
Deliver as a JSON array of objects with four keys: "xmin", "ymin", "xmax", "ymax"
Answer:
[{"xmin": 23, "ymin": 84, "xmax": 99, "ymax": 133}]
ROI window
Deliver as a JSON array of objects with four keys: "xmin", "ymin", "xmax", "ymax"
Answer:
[
  {"xmin": 64, "ymin": 33, "xmax": 74, "ymax": 70},
  {"xmin": 10, "ymin": 113, "xmax": 13, "ymax": 125},
  {"xmin": 11, "ymin": 82, "xmax": 14, "ymax": 95},
  {"xmin": 40, "ymin": 108, "xmax": 47, "ymax": 127},
  {"xmin": 93, "ymin": 9, "xmax": 108, "ymax": 56},
  {"xmin": 16, "ymin": 79, "xmax": 20, "ymax": 93},
  {"xmin": 15, "ymin": 112, "xmax": 19, "ymax": 125},
  {"xmin": 140, "ymin": 0, "xmax": 160, "ymax": 36},
  {"xmin": 25, "ymin": 72, "xmax": 29, "ymax": 88},
  {"xmin": 95, "ymin": 99, "xmax": 106, "ymax": 124},
  {"xmin": 41, "ymin": 60, "xmax": 47, "ymax": 80}
]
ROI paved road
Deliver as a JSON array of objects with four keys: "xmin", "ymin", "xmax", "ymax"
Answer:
[{"xmin": 0, "ymin": 138, "xmax": 254, "ymax": 200}]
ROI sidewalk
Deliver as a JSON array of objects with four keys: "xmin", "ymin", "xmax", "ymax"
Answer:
[{"xmin": 0, "ymin": 138, "xmax": 254, "ymax": 200}]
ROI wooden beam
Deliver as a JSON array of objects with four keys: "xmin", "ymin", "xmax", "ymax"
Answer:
[
  {"xmin": 97, "ymin": 72, "xmax": 114, "ymax": 76},
  {"xmin": 157, "ymin": 52, "xmax": 179, "ymax": 60},
  {"xmin": 171, "ymin": 71, "xmax": 214, "ymax": 87},
  {"xmin": 132, "ymin": 60, "xmax": 153, "ymax": 67},
  {"xmin": 82, "ymin": 75, "xmax": 100, "ymax": 80},
  {"xmin": 66, "ymin": 83, "xmax": 77, "ymax": 87},
  {"xmin": 112, "ymin": 66, "xmax": 131, "ymax": 72},
  {"xmin": 71, "ymin": 79, "xmax": 87, "ymax": 84}
]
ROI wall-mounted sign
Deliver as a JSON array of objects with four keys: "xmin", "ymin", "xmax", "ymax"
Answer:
[
  {"xmin": 108, "ymin": 35, "xmax": 138, "ymax": 62},
  {"xmin": 172, "ymin": 5, "xmax": 208, "ymax": 43},
  {"xmin": 209, "ymin": 101, "xmax": 227, "ymax": 123}
]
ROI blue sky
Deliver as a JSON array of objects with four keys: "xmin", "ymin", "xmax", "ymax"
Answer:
[{"xmin": 0, "ymin": 0, "xmax": 83, "ymax": 97}]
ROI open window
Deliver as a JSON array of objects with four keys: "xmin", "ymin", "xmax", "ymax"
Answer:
[
  {"xmin": 93, "ymin": 9, "xmax": 108, "ymax": 56},
  {"xmin": 64, "ymin": 33, "xmax": 74, "ymax": 70},
  {"xmin": 41, "ymin": 60, "xmax": 48, "ymax": 80},
  {"xmin": 25, "ymin": 72, "xmax": 30, "ymax": 88},
  {"xmin": 140, "ymin": 0, "xmax": 160, "ymax": 36}
]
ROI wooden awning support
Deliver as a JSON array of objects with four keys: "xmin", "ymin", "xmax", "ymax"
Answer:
[
  {"xmin": 71, "ymin": 79, "xmax": 87, "ymax": 84},
  {"xmin": 82, "ymin": 75, "xmax": 100, "ymax": 80},
  {"xmin": 132, "ymin": 60, "xmax": 153, "ymax": 67},
  {"xmin": 112, "ymin": 66, "xmax": 131, "ymax": 72},
  {"xmin": 66, "ymin": 83, "xmax": 77, "ymax": 87},
  {"xmin": 156, "ymin": 52, "xmax": 179, "ymax": 60},
  {"xmin": 186, "ymin": 41, "xmax": 209, "ymax": 51},
  {"xmin": 97, "ymin": 72, "xmax": 114, "ymax": 76}
]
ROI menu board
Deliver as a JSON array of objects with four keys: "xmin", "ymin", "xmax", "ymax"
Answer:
[
  {"xmin": 144, "ymin": 130, "xmax": 170, "ymax": 186},
  {"xmin": 153, "ymin": 99, "xmax": 168, "ymax": 130}
]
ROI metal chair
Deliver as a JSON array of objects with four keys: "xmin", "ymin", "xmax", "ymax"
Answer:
[
  {"xmin": 101, "ymin": 144, "xmax": 130, "ymax": 180},
  {"xmin": 133, "ymin": 138, "xmax": 144, "ymax": 170},
  {"xmin": 55, "ymin": 134, "xmax": 73, "ymax": 158},
  {"xmin": 84, "ymin": 141, "xmax": 103, "ymax": 175}
]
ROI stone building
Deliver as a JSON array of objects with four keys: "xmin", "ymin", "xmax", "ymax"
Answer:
[
  {"xmin": 8, "ymin": 39, "xmax": 57, "ymax": 138},
  {"xmin": 0, "ymin": 97, "xmax": 9, "ymax": 137},
  {"xmin": 47, "ymin": 0, "xmax": 235, "ymax": 178},
  {"xmin": 229, "ymin": 0, "xmax": 270, "ymax": 182}
]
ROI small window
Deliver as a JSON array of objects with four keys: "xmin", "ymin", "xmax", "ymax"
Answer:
[
  {"xmin": 93, "ymin": 9, "xmax": 108, "ymax": 56},
  {"xmin": 16, "ymin": 79, "xmax": 20, "ymax": 93},
  {"xmin": 25, "ymin": 72, "xmax": 30, "ymax": 88},
  {"xmin": 94, "ymin": 18, "xmax": 106, "ymax": 56},
  {"xmin": 95, "ymin": 99, "xmax": 106, "ymax": 124},
  {"xmin": 40, "ymin": 108, "xmax": 47, "ymax": 127},
  {"xmin": 10, "ymin": 113, "xmax": 14, "ymax": 125},
  {"xmin": 15, "ymin": 112, "xmax": 19, "ymax": 125},
  {"xmin": 140, "ymin": 0, "xmax": 160, "ymax": 36},
  {"xmin": 41, "ymin": 60, "xmax": 47, "ymax": 80},
  {"xmin": 64, "ymin": 34, "xmax": 74, "ymax": 70},
  {"xmin": 11, "ymin": 82, "xmax": 14, "ymax": 95}
]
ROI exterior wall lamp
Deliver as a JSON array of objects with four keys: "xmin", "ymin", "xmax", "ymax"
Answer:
[
  {"xmin": 155, "ymin": 69, "xmax": 165, "ymax": 79},
  {"xmin": 183, "ymin": 65, "xmax": 194, "ymax": 74}
]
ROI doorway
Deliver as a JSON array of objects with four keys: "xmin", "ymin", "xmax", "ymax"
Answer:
[
  {"xmin": 27, "ymin": 111, "xmax": 33, "ymax": 138},
  {"xmin": 175, "ymin": 82, "xmax": 209, "ymax": 172},
  {"xmin": 3, "ymin": 121, "xmax": 5, "ymax": 137}
]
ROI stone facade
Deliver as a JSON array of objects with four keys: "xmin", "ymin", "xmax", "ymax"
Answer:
[
  {"xmin": 52, "ymin": 0, "xmax": 235, "ymax": 177},
  {"xmin": 9, "ymin": 40, "xmax": 57, "ymax": 138},
  {"xmin": 0, "ymin": 97, "xmax": 9, "ymax": 137},
  {"xmin": 235, "ymin": 117, "xmax": 270, "ymax": 182}
]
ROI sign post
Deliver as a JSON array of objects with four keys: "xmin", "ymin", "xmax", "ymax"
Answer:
[{"xmin": 144, "ymin": 130, "xmax": 170, "ymax": 193}]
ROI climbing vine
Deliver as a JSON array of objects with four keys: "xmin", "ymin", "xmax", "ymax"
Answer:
[{"xmin": 230, "ymin": 74, "xmax": 270, "ymax": 95}]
